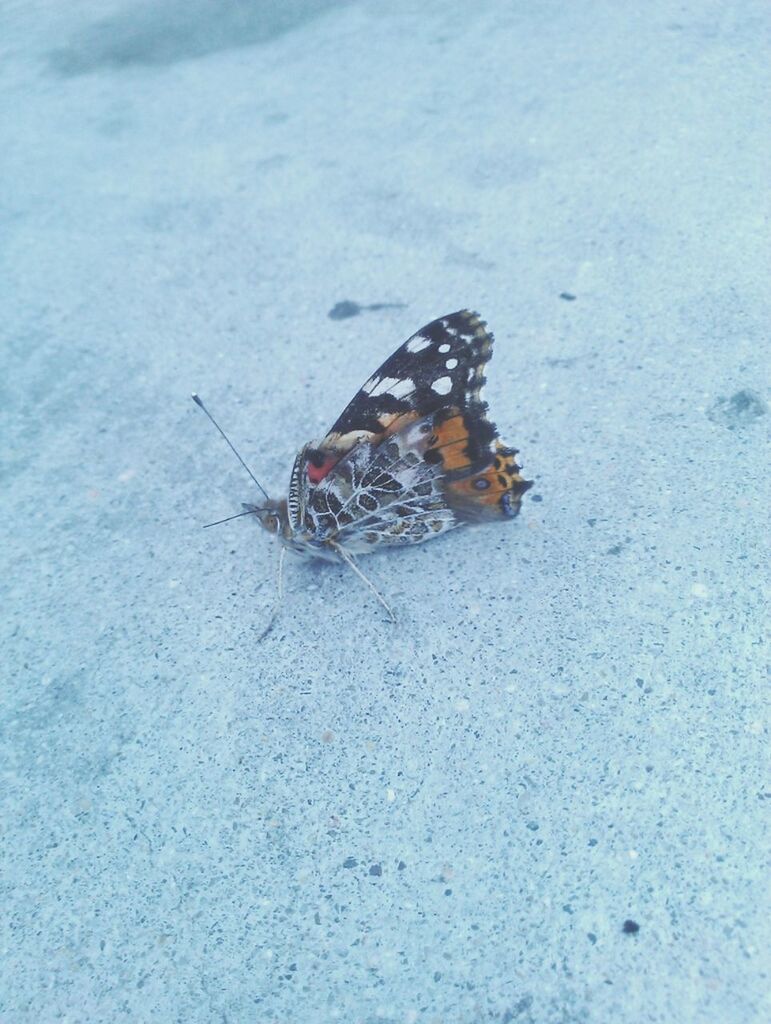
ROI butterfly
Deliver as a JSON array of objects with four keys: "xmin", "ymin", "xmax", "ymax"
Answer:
[{"xmin": 194, "ymin": 310, "xmax": 532, "ymax": 622}]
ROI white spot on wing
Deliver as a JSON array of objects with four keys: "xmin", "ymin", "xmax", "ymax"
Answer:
[
  {"xmin": 438, "ymin": 343, "xmax": 451, "ymax": 354},
  {"xmin": 390, "ymin": 377, "xmax": 414, "ymax": 398},
  {"xmin": 445, "ymin": 357, "xmax": 458, "ymax": 369},
  {"xmin": 365, "ymin": 375, "xmax": 414, "ymax": 398},
  {"xmin": 366, "ymin": 375, "xmax": 395, "ymax": 396},
  {"xmin": 432, "ymin": 376, "xmax": 452, "ymax": 395},
  {"xmin": 406, "ymin": 335, "xmax": 431, "ymax": 353}
]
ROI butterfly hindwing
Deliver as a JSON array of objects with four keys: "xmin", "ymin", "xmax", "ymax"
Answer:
[
  {"xmin": 303, "ymin": 415, "xmax": 459, "ymax": 551},
  {"xmin": 442, "ymin": 440, "xmax": 532, "ymax": 521}
]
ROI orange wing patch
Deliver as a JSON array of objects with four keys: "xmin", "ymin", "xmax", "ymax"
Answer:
[
  {"xmin": 445, "ymin": 441, "xmax": 532, "ymax": 520},
  {"xmin": 427, "ymin": 411, "xmax": 475, "ymax": 472}
]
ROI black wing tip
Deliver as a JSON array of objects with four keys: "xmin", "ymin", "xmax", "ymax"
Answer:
[
  {"xmin": 447, "ymin": 307, "xmax": 490, "ymax": 329},
  {"xmin": 462, "ymin": 310, "xmax": 494, "ymax": 353},
  {"xmin": 427, "ymin": 308, "xmax": 489, "ymax": 326}
]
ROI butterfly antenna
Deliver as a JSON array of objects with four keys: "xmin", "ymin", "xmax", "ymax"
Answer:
[
  {"xmin": 203, "ymin": 509, "xmax": 262, "ymax": 529},
  {"xmin": 191, "ymin": 393, "xmax": 270, "ymax": 501}
]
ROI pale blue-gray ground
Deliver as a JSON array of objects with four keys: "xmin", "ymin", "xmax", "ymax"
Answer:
[{"xmin": 1, "ymin": 2, "xmax": 769, "ymax": 1022}]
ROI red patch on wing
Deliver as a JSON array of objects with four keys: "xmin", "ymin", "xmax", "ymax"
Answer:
[{"xmin": 307, "ymin": 453, "xmax": 340, "ymax": 485}]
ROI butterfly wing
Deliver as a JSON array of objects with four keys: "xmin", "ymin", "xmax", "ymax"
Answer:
[
  {"xmin": 289, "ymin": 310, "xmax": 532, "ymax": 546},
  {"xmin": 302, "ymin": 310, "xmax": 494, "ymax": 480}
]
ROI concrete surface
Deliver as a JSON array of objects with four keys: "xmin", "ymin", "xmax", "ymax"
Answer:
[{"xmin": 1, "ymin": 1, "xmax": 768, "ymax": 1021}]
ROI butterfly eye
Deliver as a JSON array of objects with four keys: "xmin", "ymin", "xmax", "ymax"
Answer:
[{"xmin": 260, "ymin": 512, "xmax": 279, "ymax": 533}]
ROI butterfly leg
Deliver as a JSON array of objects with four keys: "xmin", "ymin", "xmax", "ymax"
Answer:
[
  {"xmin": 277, "ymin": 543, "xmax": 286, "ymax": 601},
  {"xmin": 258, "ymin": 544, "xmax": 286, "ymax": 640},
  {"xmin": 330, "ymin": 541, "xmax": 396, "ymax": 623}
]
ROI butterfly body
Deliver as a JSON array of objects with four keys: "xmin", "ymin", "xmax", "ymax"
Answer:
[{"xmin": 246, "ymin": 310, "xmax": 532, "ymax": 564}]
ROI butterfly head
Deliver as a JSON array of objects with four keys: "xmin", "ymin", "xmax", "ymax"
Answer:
[{"xmin": 242, "ymin": 500, "xmax": 289, "ymax": 538}]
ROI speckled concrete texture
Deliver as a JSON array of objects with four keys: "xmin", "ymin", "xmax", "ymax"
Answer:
[{"xmin": 1, "ymin": 2, "xmax": 769, "ymax": 1022}]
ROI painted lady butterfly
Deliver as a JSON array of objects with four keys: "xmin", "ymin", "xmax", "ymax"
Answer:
[{"xmin": 195, "ymin": 310, "xmax": 532, "ymax": 620}]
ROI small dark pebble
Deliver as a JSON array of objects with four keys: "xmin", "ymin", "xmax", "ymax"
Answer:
[
  {"xmin": 369, "ymin": 863, "xmax": 382, "ymax": 876},
  {"xmin": 397, "ymin": 860, "xmax": 406, "ymax": 870},
  {"xmin": 559, "ymin": 292, "xmax": 576, "ymax": 301},
  {"xmin": 530, "ymin": 493, "xmax": 543, "ymax": 503},
  {"xmin": 622, "ymin": 919, "xmax": 640, "ymax": 934},
  {"xmin": 342, "ymin": 856, "xmax": 357, "ymax": 869},
  {"xmin": 587, "ymin": 932, "xmax": 597, "ymax": 944},
  {"xmin": 328, "ymin": 300, "xmax": 362, "ymax": 320}
]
